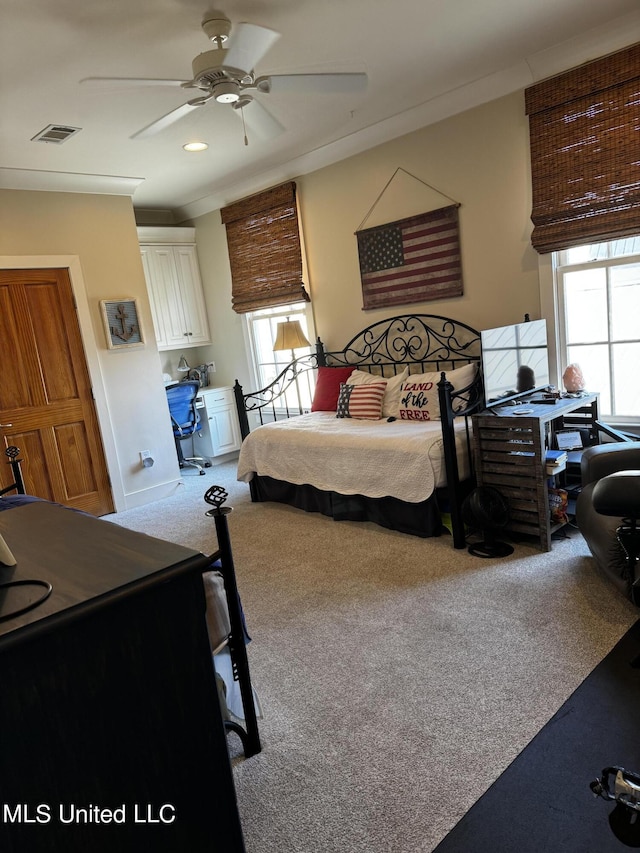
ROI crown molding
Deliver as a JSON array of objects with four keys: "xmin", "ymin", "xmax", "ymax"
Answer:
[{"xmin": 0, "ymin": 167, "xmax": 143, "ymax": 196}]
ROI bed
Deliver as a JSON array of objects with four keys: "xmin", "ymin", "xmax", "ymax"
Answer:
[{"xmin": 233, "ymin": 314, "xmax": 483, "ymax": 548}]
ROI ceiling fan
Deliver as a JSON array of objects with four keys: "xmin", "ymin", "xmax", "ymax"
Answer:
[{"xmin": 81, "ymin": 12, "xmax": 368, "ymax": 142}]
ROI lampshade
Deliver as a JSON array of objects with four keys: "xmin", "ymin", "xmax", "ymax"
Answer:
[
  {"xmin": 177, "ymin": 354, "xmax": 190, "ymax": 372},
  {"xmin": 273, "ymin": 319, "xmax": 311, "ymax": 352}
]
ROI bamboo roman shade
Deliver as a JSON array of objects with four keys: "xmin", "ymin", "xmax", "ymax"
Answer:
[
  {"xmin": 525, "ymin": 42, "xmax": 640, "ymax": 254},
  {"xmin": 220, "ymin": 181, "xmax": 309, "ymax": 314}
]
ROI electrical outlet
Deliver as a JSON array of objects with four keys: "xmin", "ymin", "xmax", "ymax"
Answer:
[
  {"xmin": 140, "ymin": 449, "xmax": 154, "ymax": 468},
  {"xmin": 208, "ymin": 361, "xmax": 216, "ymax": 373}
]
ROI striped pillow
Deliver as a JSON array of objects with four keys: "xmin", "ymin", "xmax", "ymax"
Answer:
[{"xmin": 336, "ymin": 381, "xmax": 386, "ymax": 420}]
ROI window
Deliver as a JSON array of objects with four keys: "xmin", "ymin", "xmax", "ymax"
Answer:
[
  {"xmin": 554, "ymin": 237, "xmax": 640, "ymax": 421},
  {"xmin": 244, "ymin": 302, "xmax": 316, "ymax": 410}
]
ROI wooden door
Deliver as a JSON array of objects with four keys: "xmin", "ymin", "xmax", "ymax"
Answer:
[{"xmin": 0, "ymin": 269, "xmax": 114, "ymax": 515}]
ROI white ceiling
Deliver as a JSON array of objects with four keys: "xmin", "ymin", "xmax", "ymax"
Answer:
[{"xmin": 1, "ymin": 0, "xmax": 639, "ymax": 220}]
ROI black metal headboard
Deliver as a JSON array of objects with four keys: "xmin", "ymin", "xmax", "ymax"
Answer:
[
  {"xmin": 234, "ymin": 314, "xmax": 482, "ymax": 438},
  {"xmin": 321, "ymin": 314, "xmax": 480, "ymax": 374}
]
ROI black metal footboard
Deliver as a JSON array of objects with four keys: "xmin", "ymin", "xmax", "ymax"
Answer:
[
  {"xmin": 438, "ymin": 372, "xmax": 484, "ymax": 548},
  {"xmin": 0, "ymin": 447, "xmax": 26, "ymax": 497}
]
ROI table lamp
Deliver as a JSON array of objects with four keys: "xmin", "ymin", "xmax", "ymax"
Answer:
[
  {"xmin": 273, "ymin": 318, "xmax": 311, "ymax": 360},
  {"xmin": 177, "ymin": 354, "xmax": 190, "ymax": 379},
  {"xmin": 273, "ymin": 318, "xmax": 311, "ymax": 414}
]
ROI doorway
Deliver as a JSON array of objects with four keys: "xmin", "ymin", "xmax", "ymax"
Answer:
[{"xmin": 0, "ymin": 268, "xmax": 114, "ymax": 515}]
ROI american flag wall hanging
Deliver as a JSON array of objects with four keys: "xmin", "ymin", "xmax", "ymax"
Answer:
[{"xmin": 356, "ymin": 204, "xmax": 463, "ymax": 310}]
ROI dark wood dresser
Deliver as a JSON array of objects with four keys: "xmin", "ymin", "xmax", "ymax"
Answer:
[{"xmin": 0, "ymin": 501, "xmax": 245, "ymax": 853}]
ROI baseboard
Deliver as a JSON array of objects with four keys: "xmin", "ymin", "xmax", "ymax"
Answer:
[
  {"xmin": 120, "ymin": 478, "xmax": 184, "ymax": 511},
  {"xmin": 209, "ymin": 451, "xmax": 239, "ymax": 466}
]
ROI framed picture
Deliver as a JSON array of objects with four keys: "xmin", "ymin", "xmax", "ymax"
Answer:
[{"xmin": 100, "ymin": 298, "xmax": 144, "ymax": 349}]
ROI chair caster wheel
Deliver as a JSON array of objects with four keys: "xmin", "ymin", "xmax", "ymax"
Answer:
[{"xmin": 205, "ymin": 462, "xmax": 212, "ymax": 468}]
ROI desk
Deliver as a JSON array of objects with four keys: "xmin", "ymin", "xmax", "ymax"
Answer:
[
  {"xmin": 0, "ymin": 502, "xmax": 245, "ymax": 853},
  {"xmin": 195, "ymin": 387, "xmax": 242, "ymax": 459},
  {"xmin": 472, "ymin": 394, "xmax": 599, "ymax": 551}
]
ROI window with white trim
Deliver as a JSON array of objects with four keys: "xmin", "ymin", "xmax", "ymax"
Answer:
[
  {"xmin": 554, "ymin": 238, "xmax": 640, "ymax": 422},
  {"xmin": 244, "ymin": 302, "xmax": 316, "ymax": 410}
]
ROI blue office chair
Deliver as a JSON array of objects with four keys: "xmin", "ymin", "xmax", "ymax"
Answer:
[{"xmin": 166, "ymin": 381, "xmax": 209, "ymax": 475}]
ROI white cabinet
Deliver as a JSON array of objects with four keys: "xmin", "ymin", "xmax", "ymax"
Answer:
[
  {"xmin": 138, "ymin": 228, "xmax": 210, "ymax": 351},
  {"xmin": 198, "ymin": 387, "xmax": 242, "ymax": 457}
]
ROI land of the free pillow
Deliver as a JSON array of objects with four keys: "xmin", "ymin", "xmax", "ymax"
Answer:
[{"xmin": 399, "ymin": 363, "xmax": 477, "ymax": 421}]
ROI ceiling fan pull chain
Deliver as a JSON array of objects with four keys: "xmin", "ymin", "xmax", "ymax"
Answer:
[{"xmin": 240, "ymin": 106, "xmax": 249, "ymax": 146}]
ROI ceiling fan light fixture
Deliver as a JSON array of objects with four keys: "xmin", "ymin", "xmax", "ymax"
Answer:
[{"xmin": 213, "ymin": 80, "xmax": 240, "ymax": 103}]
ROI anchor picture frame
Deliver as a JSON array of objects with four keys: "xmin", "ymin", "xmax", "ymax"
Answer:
[{"xmin": 100, "ymin": 298, "xmax": 145, "ymax": 350}]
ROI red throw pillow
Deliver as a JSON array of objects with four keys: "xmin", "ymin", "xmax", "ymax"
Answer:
[{"xmin": 311, "ymin": 366, "xmax": 355, "ymax": 411}]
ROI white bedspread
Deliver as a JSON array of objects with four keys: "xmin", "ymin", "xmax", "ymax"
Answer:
[{"xmin": 237, "ymin": 412, "xmax": 470, "ymax": 503}]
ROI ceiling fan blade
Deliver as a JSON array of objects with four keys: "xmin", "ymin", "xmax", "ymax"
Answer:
[
  {"xmin": 131, "ymin": 98, "xmax": 209, "ymax": 140},
  {"xmin": 80, "ymin": 77, "xmax": 192, "ymax": 89},
  {"xmin": 233, "ymin": 97, "xmax": 285, "ymax": 141},
  {"xmin": 224, "ymin": 22, "xmax": 280, "ymax": 73},
  {"xmin": 261, "ymin": 72, "xmax": 368, "ymax": 95}
]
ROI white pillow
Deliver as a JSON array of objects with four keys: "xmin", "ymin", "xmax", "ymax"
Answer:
[
  {"xmin": 399, "ymin": 363, "xmax": 477, "ymax": 421},
  {"xmin": 447, "ymin": 363, "xmax": 478, "ymax": 412},
  {"xmin": 346, "ymin": 367, "xmax": 409, "ymax": 417}
]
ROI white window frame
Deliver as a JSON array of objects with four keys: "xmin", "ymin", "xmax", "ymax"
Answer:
[
  {"xmin": 539, "ymin": 240, "xmax": 640, "ymax": 426},
  {"xmin": 242, "ymin": 302, "xmax": 317, "ymax": 407}
]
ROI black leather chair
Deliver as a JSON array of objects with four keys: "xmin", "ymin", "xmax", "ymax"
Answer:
[{"xmin": 576, "ymin": 443, "xmax": 640, "ymax": 599}]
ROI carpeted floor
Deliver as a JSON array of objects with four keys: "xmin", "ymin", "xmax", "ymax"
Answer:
[
  {"xmin": 107, "ymin": 463, "xmax": 639, "ymax": 852},
  {"xmin": 433, "ymin": 619, "xmax": 640, "ymax": 852}
]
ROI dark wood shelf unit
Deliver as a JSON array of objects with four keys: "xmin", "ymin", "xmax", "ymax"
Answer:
[{"xmin": 472, "ymin": 393, "xmax": 599, "ymax": 551}]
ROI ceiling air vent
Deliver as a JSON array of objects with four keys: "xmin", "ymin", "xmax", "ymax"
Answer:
[{"xmin": 31, "ymin": 124, "xmax": 82, "ymax": 144}]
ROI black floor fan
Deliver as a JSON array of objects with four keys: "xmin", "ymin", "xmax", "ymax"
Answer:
[{"xmin": 461, "ymin": 486, "xmax": 514, "ymax": 558}]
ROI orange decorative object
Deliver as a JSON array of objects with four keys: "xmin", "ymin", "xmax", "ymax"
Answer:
[{"xmin": 562, "ymin": 363, "xmax": 585, "ymax": 392}]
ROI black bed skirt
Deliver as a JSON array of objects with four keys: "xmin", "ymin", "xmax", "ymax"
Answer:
[{"xmin": 249, "ymin": 475, "xmax": 445, "ymax": 538}]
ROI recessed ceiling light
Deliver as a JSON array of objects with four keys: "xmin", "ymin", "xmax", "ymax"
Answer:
[{"xmin": 183, "ymin": 141, "xmax": 208, "ymax": 152}]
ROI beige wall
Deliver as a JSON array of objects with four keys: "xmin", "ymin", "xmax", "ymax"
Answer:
[
  {"xmin": 298, "ymin": 91, "xmax": 539, "ymax": 347},
  {"xmin": 0, "ymin": 89, "xmax": 542, "ymax": 510},
  {"xmin": 190, "ymin": 210, "xmax": 246, "ymax": 389},
  {"xmin": 0, "ymin": 189, "xmax": 182, "ymax": 510},
  {"xmin": 192, "ymin": 91, "xmax": 541, "ymax": 388}
]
